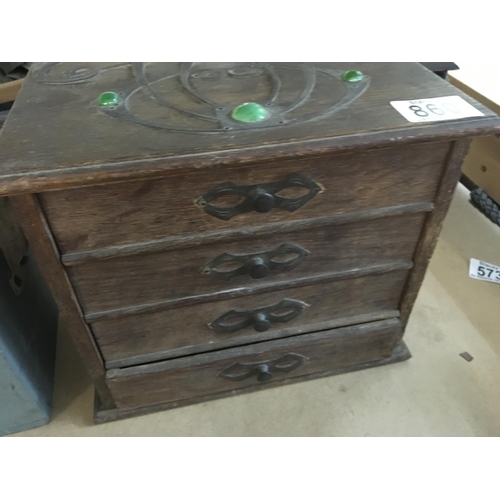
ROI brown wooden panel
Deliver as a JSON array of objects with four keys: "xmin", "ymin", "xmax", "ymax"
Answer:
[
  {"xmin": 0, "ymin": 63, "xmax": 498, "ymax": 198},
  {"xmin": 1, "ymin": 63, "xmax": 498, "ymax": 423},
  {"xmin": 61, "ymin": 203, "xmax": 432, "ymax": 264},
  {"xmin": 92, "ymin": 270, "xmax": 408, "ymax": 367},
  {"xmin": 69, "ymin": 211, "xmax": 425, "ymax": 315},
  {"xmin": 96, "ymin": 341, "xmax": 411, "ymax": 423},
  {"xmin": 399, "ymin": 140, "xmax": 471, "ymax": 326},
  {"xmin": 106, "ymin": 318, "xmax": 401, "ymax": 410},
  {"xmin": 41, "ymin": 143, "xmax": 448, "ymax": 254}
]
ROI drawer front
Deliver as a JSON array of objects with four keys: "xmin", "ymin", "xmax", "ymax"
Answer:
[
  {"xmin": 70, "ymin": 212, "xmax": 423, "ymax": 316},
  {"xmin": 106, "ymin": 319, "xmax": 402, "ymax": 410},
  {"xmin": 40, "ymin": 142, "xmax": 448, "ymax": 254},
  {"xmin": 92, "ymin": 270, "xmax": 408, "ymax": 367}
]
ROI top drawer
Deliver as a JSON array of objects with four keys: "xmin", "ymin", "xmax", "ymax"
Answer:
[{"xmin": 40, "ymin": 142, "xmax": 450, "ymax": 254}]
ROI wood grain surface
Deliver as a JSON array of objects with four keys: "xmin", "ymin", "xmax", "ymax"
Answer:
[
  {"xmin": 69, "ymin": 212, "xmax": 425, "ymax": 315},
  {"xmin": 95, "ymin": 341, "xmax": 411, "ymax": 423},
  {"xmin": 2, "ymin": 63, "xmax": 496, "ymax": 419},
  {"xmin": 399, "ymin": 140, "xmax": 472, "ymax": 326},
  {"xmin": 92, "ymin": 270, "xmax": 408, "ymax": 367},
  {"xmin": 0, "ymin": 63, "xmax": 498, "ymax": 196},
  {"xmin": 106, "ymin": 319, "xmax": 402, "ymax": 410},
  {"xmin": 41, "ymin": 143, "xmax": 447, "ymax": 253}
]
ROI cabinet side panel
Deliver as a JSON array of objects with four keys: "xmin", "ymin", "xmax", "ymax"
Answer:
[{"xmin": 399, "ymin": 139, "xmax": 472, "ymax": 326}]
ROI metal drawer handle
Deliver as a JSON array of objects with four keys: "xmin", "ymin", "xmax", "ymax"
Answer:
[
  {"xmin": 201, "ymin": 243, "xmax": 310, "ymax": 281},
  {"xmin": 209, "ymin": 298, "xmax": 308, "ymax": 334},
  {"xmin": 195, "ymin": 172, "xmax": 322, "ymax": 221},
  {"xmin": 219, "ymin": 353, "xmax": 308, "ymax": 383}
]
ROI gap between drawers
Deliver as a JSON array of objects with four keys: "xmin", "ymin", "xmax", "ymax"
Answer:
[
  {"xmin": 84, "ymin": 260, "xmax": 413, "ymax": 322},
  {"xmin": 61, "ymin": 202, "xmax": 434, "ymax": 266},
  {"xmin": 103, "ymin": 309, "xmax": 401, "ymax": 370}
]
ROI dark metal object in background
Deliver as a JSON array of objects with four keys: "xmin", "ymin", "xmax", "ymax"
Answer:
[
  {"xmin": 210, "ymin": 298, "xmax": 308, "ymax": 334},
  {"xmin": 0, "ymin": 199, "xmax": 58, "ymax": 435},
  {"xmin": 0, "ymin": 198, "xmax": 29, "ymax": 294},
  {"xmin": 419, "ymin": 62, "xmax": 459, "ymax": 80},
  {"xmin": 201, "ymin": 243, "xmax": 310, "ymax": 281},
  {"xmin": 460, "ymin": 173, "xmax": 479, "ymax": 192},
  {"xmin": 196, "ymin": 172, "xmax": 322, "ymax": 220},
  {"xmin": 460, "ymin": 174, "xmax": 500, "ymax": 228},
  {"xmin": 0, "ymin": 244, "xmax": 58, "ymax": 435},
  {"xmin": 219, "ymin": 353, "xmax": 308, "ymax": 382},
  {"xmin": 0, "ymin": 62, "xmax": 31, "ymax": 83},
  {"xmin": 460, "ymin": 352, "xmax": 474, "ymax": 362},
  {"xmin": 470, "ymin": 188, "xmax": 500, "ymax": 227}
]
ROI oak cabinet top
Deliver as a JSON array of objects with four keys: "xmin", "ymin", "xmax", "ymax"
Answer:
[{"xmin": 0, "ymin": 62, "xmax": 498, "ymax": 195}]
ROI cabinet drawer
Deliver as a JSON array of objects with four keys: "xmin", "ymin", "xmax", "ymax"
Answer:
[
  {"xmin": 40, "ymin": 142, "xmax": 448, "ymax": 254},
  {"xmin": 70, "ymin": 212, "xmax": 423, "ymax": 316},
  {"xmin": 92, "ymin": 270, "xmax": 408, "ymax": 367},
  {"xmin": 106, "ymin": 318, "xmax": 402, "ymax": 410}
]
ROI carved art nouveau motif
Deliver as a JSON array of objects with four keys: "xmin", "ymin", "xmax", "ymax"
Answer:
[{"xmin": 31, "ymin": 62, "xmax": 370, "ymax": 133}]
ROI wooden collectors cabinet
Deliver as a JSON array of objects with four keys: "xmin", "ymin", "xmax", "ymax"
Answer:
[{"xmin": 0, "ymin": 63, "xmax": 498, "ymax": 423}]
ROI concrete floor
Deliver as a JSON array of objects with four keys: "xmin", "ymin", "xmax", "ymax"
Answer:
[{"xmin": 14, "ymin": 184, "xmax": 500, "ymax": 436}]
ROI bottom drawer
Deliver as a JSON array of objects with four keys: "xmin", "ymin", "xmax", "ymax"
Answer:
[{"xmin": 106, "ymin": 318, "xmax": 402, "ymax": 411}]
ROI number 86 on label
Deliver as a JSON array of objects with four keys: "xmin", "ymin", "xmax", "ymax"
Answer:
[
  {"xmin": 408, "ymin": 100, "xmax": 460, "ymax": 119},
  {"xmin": 390, "ymin": 96, "xmax": 483, "ymax": 123}
]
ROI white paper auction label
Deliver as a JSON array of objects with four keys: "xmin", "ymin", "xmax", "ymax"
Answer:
[
  {"xmin": 390, "ymin": 96, "xmax": 484, "ymax": 123},
  {"xmin": 469, "ymin": 258, "xmax": 500, "ymax": 284}
]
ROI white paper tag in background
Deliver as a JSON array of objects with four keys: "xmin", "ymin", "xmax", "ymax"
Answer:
[
  {"xmin": 469, "ymin": 258, "xmax": 500, "ymax": 284},
  {"xmin": 390, "ymin": 96, "xmax": 484, "ymax": 123}
]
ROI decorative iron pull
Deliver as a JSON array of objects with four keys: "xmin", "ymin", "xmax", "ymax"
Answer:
[
  {"xmin": 255, "ymin": 364, "xmax": 273, "ymax": 382},
  {"xmin": 219, "ymin": 353, "xmax": 308, "ymax": 383},
  {"xmin": 201, "ymin": 243, "xmax": 310, "ymax": 281},
  {"xmin": 209, "ymin": 298, "xmax": 308, "ymax": 334},
  {"xmin": 252, "ymin": 189, "xmax": 275, "ymax": 213},
  {"xmin": 195, "ymin": 172, "xmax": 322, "ymax": 221}
]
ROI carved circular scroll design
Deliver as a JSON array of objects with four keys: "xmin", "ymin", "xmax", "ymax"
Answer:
[{"xmin": 32, "ymin": 62, "xmax": 370, "ymax": 133}]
